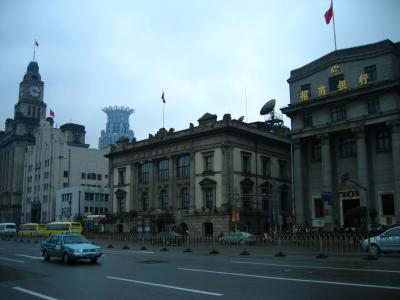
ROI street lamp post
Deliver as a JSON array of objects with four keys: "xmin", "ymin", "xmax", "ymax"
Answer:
[{"xmin": 341, "ymin": 173, "xmax": 377, "ymax": 260}]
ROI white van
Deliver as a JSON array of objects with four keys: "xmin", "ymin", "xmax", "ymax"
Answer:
[{"xmin": 0, "ymin": 223, "xmax": 17, "ymax": 233}]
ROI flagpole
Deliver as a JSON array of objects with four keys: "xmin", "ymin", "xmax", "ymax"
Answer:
[
  {"xmin": 332, "ymin": 0, "xmax": 337, "ymax": 50},
  {"xmin": 33, "ymin": 41, "xmax": 36, "ymax": 61},
  {"xmin": 162, "ymin": 102, "xmax": 165, "ymax": 129}
]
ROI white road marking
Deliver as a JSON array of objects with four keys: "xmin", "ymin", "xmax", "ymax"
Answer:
[
  {"xmin": 16, "ymin": 254, "xmax": 43, "ymax": 260},
  {"xmin": 231, "ymin": 260, "xmax": 400, "ymax": 274},
  {"xmin": 0, "ymin": 256, "xmax": 24, "ymax": 263},
  {"xmin": 178, "ymin": 267, "xmax": 400, "ymax": 291},
  {"xmin": 107, "ymin": 276, "xmax": 223, "ymax": 296},
  {"xmin": 12, "ymin": 287, "xmax": 59, "ymax": 300},
  {"xmin": 104, "ymin": 249, "xmax": 154, "ymax": 254}
]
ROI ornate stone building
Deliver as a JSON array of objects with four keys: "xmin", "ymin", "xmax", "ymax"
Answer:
[
  {"xmin": 281, "ymin": 40, "xmax": 400, "ymax": 230},
  {"xmin": 106, "ymin": 113, "xmax": 291, "ymax": 235},
  {"xmin": 0, "ymin": 61, "xmax": 47, "ymax": 223}
]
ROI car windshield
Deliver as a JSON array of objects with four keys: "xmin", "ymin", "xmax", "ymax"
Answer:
[{"xmin": 63, "ymin": 235, "xmax": 89, "ymax": 244}]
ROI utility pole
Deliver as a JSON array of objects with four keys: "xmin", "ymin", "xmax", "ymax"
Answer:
[{"xmin": 341, "ymin": 172, "xmax": 377, "ymax": 260}]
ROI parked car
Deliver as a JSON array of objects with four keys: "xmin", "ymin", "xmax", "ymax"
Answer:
[
  {"xmin": 152, "ymin": 231, "xmax": 183, "ymax": 246},
  {"xmin": 41, "ymin": 233, "xmax": 103, "ymax": 263},
  {"xmin": 362, "ymin": 226, "xmax": 400, "ymax": 254},
  {"xmin": 219, "ymin": 231, "xmax": 256, "ymax": 245}
]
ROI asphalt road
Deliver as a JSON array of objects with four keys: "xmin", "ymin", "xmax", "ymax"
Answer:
[{"xmin": 0, "ymin": 238, "xmax": 399, "ymax": 300}]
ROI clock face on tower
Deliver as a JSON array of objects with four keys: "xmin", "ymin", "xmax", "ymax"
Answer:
[{"xmin": 28, "ymin": 85, "xmax": 41, "ymax": 97}]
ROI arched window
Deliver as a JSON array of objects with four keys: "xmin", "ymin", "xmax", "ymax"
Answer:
[
  {"xmin": 181, "ymin": 188, "xmax": 190, "ymax": 209},
  {"xmin": 160, "ymin": 190, "xmax": 168, "ymax": 209},
  {"xmin": 142, "ymin": 192, "xmax": 149, "ymax": 211}
]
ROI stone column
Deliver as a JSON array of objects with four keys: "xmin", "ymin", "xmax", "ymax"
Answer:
[
  {"xmin": 320, "ymin": 133, "xmax": 333, "ymax": 226},
  {"xmin": 353, "ymin": 127, "xmax": 369, "ymax": 208},
  {"xmin": 389, "ymin": 121, "xmax": 400, "ymax": 223},
  {"xmin": 292, "ymin": 139, "xmax": 305, "ymax": 225},
  {"xmin": 189, "ymin": 153, "xmax": 196, "ymax": 212}
]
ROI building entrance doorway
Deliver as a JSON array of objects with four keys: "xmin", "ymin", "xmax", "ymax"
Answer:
[{"xmin": 342, "ymin": 198, "xmax": 360, "ymax": 228}]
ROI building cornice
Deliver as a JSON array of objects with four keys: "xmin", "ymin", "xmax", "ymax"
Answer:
[{"xmin": 288, "ymin": 39, "xmax": 399, "ymax": 83}]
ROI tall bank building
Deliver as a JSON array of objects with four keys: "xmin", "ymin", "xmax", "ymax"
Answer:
[{"xmin": 281, "ymin": 40, "xmax": 400, "ymax": 230}]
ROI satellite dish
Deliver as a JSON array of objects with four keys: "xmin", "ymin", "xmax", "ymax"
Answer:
[
  {"xmin": 260, "ymin": 99, "xmax": 276, "ymax": 115},
  {"xmin": 238, "ymin": 116, "xmax": 245, "ymax": 122}
]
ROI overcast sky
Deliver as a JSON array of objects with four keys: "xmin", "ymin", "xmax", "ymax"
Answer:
[{"xmin": 1, "ymin": 0, "xmax": 399, "ymax": 148}]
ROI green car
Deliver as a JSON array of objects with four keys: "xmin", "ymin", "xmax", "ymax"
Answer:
[{"xmin": 219, "ymin": 231, "xmax": 256, "ymax": 245}]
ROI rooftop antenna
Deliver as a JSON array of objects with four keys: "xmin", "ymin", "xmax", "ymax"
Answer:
[{"xmin": 260, "ymin": 99, "xmax": 284, "ymax": 128}]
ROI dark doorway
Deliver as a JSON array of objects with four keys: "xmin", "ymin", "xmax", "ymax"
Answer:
[
  {"xmin": 204, "ymin": 222, "xmax": 213, "ymax": 235},
  {"xmin": 342, "ymin": 199, "xmax": 360, "ymax": 227},
  {"xmin": 31, "ymin": 203, "xmax": 41, "ymax": 223}
]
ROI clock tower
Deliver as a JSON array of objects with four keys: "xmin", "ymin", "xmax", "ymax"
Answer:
[
  {"xmin": 0, "ymin": 60, "xmax": 47, "ymax": 223},
  {"xmin": 14, "ymin": 61, "xmax": 46, "ymax": 122}
]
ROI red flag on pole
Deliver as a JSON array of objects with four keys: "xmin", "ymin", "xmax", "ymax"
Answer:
[
  {"xmin": 324, "ymin": 2, "xmax": 333, "ymax": 24},
  {"xmin": 161, "ymin": 91, "xmax": 166, "ymax": 103},
  {"xmin": 50, "ymin": 109, "xmax": 55, "ymax": 118},
  {"xmin": 35, "ymin": 39, "xmax": 39, "ymax": 47}
]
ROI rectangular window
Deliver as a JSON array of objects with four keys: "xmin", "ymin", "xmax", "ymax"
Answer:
[
  {"xmin": 63, "ymin": 183, "xmax": 69, "ymax": 188},
  {"xmin": 368, "ymin": 99, "xmax": 380, "ymax": 114},
  {"xmin": 364, "ymin": 65, "xmax": 377, "ymax": 81},
  {"xmin": 81, "ymin": 172, "xmax": 86, "ymax": 179},
  {"xmin": 139, "ymin": 162, "xmax": 149, "ymax": 184},
  {"xmin": 381, "ymin": 194, "xmax": 395, "ymax": 215},
  {"xmin": 118, "ymin": 168, "xmax": 126, "ymax": 185},
  {"xmin": 331, "ymin": 106, "xmax": 346, "ymax": 122},
  {"xmin": 63, "ymin": 171, "xmax": 69, "ymax": 178},
  {"xmin": 339, "ymin": 136, "xmax": 356, "ymax": 157},
  {"xmin": 97, "ymin": 174, "xmax": 102, "ymax": 180},
  {"xmin": 329, "ymin": 74, "xmax": 344, "ymax": 91},
  {"xmin": 301, "ymin": 83, "xmax": 311, "ymax": 98},
  {"xmin": 279, "ymin": 160, "xmax": 288, "ymax": 179},
  {"xmin": 241, "ymin": 152, "xmax": 251, "ymax": 174},
  {"xmin": 376, "ymin": 129, "xmax": 391, "ymax": 152},
  {"xmin": 242, "ymin": 187, "xmax": 252, "ymax": 210},
  {"xmin": 204, "ymin": 156, "xmax": 213, "ymax": 173},
  {"xmin": 158, "ymin": 159, "xmax": 169, "ymax": 182},
  {"xmin": 87, "ymin": 173, "xmax": 91, "ymax": 180},
  {"xmin": 314, "ymin": 198, "xmax": 324, "ymax": 218},
  {"xmin": 205, "ymin": 189, "xmax": 213, "ymax": 209},
  {"xmin": 303, "ymin": 112, "xmax": 313, "ymax": 128},
  {"xmin": 177, "ymin": 155, "xmax": 190, "ymax": 178},
  {"xmin": 261, "ymin": 157, "xmax": 271, "ymax": 177},
  {"xmin": 311, "ymin": 142, "xmax": 321, "ymax": 162}
]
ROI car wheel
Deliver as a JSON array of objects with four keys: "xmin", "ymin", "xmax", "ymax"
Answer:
[
  {"xmin": 63, "ymin": 252, "xmax": 70, "ymax": 264},
  {"xmin": 90, "ymin": 257, "xmax": 98, "ymax": 264},
  {"xmin": 370, "ymin": 244, "xmax": 381, "ymax": 255},
  {"xmin": 43, "ymin": 250, "xmax": 50, "ymax": 261}
]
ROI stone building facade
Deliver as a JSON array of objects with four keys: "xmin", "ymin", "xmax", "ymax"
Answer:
[
  {"xmin": 281, "ymin": 40, "xmax": 400, "ymax": 230},
  {"xmin": 0, "ymin": 61, "xmax": 47, "ymax": 223},
  {"xmin": 106, "ymin": 113, "xmax": 291, "ymax": 235}
]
